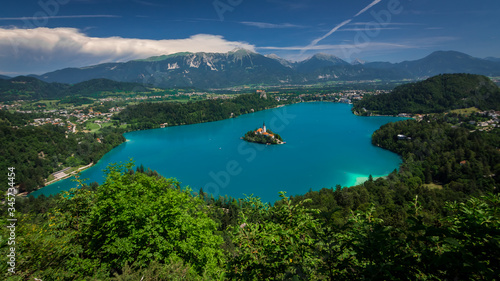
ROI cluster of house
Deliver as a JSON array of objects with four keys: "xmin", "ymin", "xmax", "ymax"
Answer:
[
  {"xmin": 109, "ymin": 107, "xmax": 124, "ymax": 112},
  {"xmin": 337, "ymin": 91, "xmax": 367, "ymax": 103},
  {"xmin": 474, "ymin": 110, "xmax": 500, "ymax": 129},
  {"xmin": 97, "ymin": 92, "xmax": 210, "ymax": 103},
  {"xmin": 469, "ymin": 120, "xmax": 498, "ymax": 128},
  {"xmin": 275, "ymin": 96, "xmax": 287, "ymax": 102},
  {"xmin": 206, "ymin": 94, "xmax": 234, "ymax": 100},
  {"xmin": 290, "ymin": 90, "xmax": 377, "ymax": 104},
  {"xmin": 178, "ymin": 92, "xmax": 207, "ymax": 97},
  {"xmin": 0, "ymin": 102, "xmax": 21, "ymax": 110},
  {"xmin": 11, "ymin": 106, "xmax": 126, "ymax": 133},
  {"xmin": 30, "ymin": 117, "xmax": 65, "ymax": 127}
]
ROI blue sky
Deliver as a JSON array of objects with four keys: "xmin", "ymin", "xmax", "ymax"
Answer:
[{"xmin": 0, "ymin": 0, "xmax": 499, "ymax": 75}]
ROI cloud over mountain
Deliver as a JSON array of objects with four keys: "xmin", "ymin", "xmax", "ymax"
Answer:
[{"xmin": 0, "ymin": 27, "xmax": 255, "ymax": 75}]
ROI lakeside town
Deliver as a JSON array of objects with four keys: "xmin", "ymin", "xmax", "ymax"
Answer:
[{"xmin": 2, "ymin": 89, "xmax": 499, "ymax": 135}]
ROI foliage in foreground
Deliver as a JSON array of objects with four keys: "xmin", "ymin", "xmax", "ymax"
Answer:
[
  {"xmin": 1, "ymin": 161, "xmax": 499, "ymax": 280},
  {"xmin": 0, "ymin": 163, "xmax": 225, "ymax": 280}
]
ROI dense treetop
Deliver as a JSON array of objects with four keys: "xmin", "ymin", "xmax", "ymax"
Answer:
[
  {"xmin": 353, "ymin": 74, "xmax": 500, "ymax": 115},
  {"xmin": 115, "ymin": 93, "xmax": 280, "ymax": 130}
]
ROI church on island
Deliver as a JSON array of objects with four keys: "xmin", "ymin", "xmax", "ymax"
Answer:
[
  {"xmin": 255, "ymin": 122, "xmax": 275, "ymax": 138},
  {"xmin": 242, "ymin": 122, "xmax": 285, "ymax": 145}
]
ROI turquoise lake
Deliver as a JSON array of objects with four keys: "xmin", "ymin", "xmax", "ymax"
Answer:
[{"xmin": 32, "ymin": 102, "xmax": 407, "ymax": 202}]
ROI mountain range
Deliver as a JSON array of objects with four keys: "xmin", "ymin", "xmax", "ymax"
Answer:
[{"xmin": 29, "ymin": 50, "xmax": 500, "ymax": 89}]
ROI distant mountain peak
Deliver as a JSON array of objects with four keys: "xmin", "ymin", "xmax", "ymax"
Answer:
[
  {"xmin": 484, "ymin": 56, "xmax": 500, "ymax": 63},
  {"xmin": 265, "ymin": 53, "xmax": 281, "ymax": 60},
  {"xmin": 310, "ymin": 53, "xmax": 342, "ymax": 60},
  {"xmin": 426, "ymin": 50, "xmax": 473, "ymax": 59},
  {"xmin": 134, "ymin": 52, "xmax": 194, "ymax": 62},
  {"xmin": 136, "ymin": 50, "xmax": 258, "ymax": 63},
  {"xmin": 351, "ymin": 58, "xmax": 366, "ymax": 65},
  {"xmin": 265, "ymin": 53, "xmax": 294, "ymax": 68},
  {"xmin": 295, "ymin": 53, "xmax": 349, "ymax": 73},
  {"xmin": 229, "ymin": 48, "xmax": 256, "ymax": 55},
  {"xmin": 304, "ymin": 53, "xmax": 348, "ymax": 65}
]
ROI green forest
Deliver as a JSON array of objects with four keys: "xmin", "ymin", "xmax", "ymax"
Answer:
[
  {"xmin": 0, "ymin": 77, "xmax": 152, "ymax": 101},
  {"xmin": 353, "ymin": 74, "xmax": 500, "ymax": 115},
  {"xmin": 115, "ymin": 93, "xmax": 281, "ymax": 130}
]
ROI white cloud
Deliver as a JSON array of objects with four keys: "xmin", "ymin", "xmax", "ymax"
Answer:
[
  {"xmin": 338, "ymin": 27, "xmax": 401, "ymax": 32},
  {"xmin": 0, "ymin": 15, "xmax": 120, "ymax": 20},
  {"xmin": 0, "ymin": 27, "xmax": 255, "ymax": 75}
]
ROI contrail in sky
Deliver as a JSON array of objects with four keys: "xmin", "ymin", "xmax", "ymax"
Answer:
[
  {"xmin": 302, "ymin": 19, "xmax": 352, "ymax": 51},
  {"xmin": 355, "ymin": 0, "xmax": 382, "ymax": 17},
  {"xmin": 300, "ymin": 0, "xmax": 383, "ymax": 53}
]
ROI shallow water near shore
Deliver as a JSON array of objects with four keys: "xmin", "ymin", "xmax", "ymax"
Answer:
[{"xmin": 32, "ymin": 102, "xmax": 407, "ymax": 202}]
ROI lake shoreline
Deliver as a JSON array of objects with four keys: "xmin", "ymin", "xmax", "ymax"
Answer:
[
  {"xmin": 32, "ymin": 102, "xmax": 407, "ymax": 201},
  {"xmin": 26, "ymin": 162, "xmax": 95, "ymax": 197}
]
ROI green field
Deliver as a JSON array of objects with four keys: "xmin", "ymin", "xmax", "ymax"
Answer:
[
  {"xmin": 85, "ymin": 122, "xmax": 101, "ymax": 132},
  {"xmin": 449, "ymin": 107, "xmax": 481, "ymax": 115},
  {"xmin": 86, "ymin": 120, "xmax": 126, "ymax": 132}
]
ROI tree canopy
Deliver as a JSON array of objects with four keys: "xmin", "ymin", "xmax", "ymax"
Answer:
[{"xmin": 353, "ymin": 74, "xmax": 500, "ymax": 115}]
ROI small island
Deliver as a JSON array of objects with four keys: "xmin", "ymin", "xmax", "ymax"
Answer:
[{"xmin": 243, "ymin": 122, "xmax": 285, "ymax": 145}]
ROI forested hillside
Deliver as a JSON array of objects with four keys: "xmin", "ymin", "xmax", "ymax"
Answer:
[
  {"xmin": 353, "ymin": 74, "xmax": 500, "ymax": 115},
  {"xmin": 0, "ymin": 77, "xmax": 152, "ymax": 101},
  {"xmin": 0, "ymin": 76, "xmax": 68, "ymax": 101},
  {"xmin": 0, "ymin": 111, "xmax": 125, "ymax": 193},
  {"xmin": 115, "ymin": 93, "xmax": 280, "ymax": 130}
]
